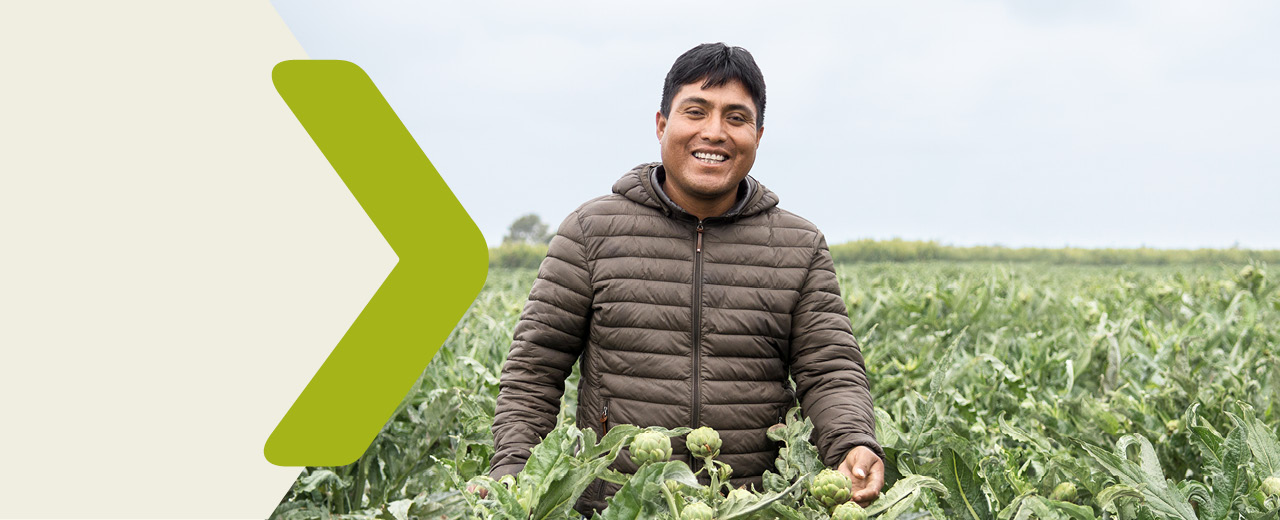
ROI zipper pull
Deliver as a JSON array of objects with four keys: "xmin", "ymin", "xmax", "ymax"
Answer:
[
  {"xmin": 696, "ymin": 222, "xmax": 704, "ymax": 253},
  {"xmin": 600, "ymin": 404, "xmax": 609, "ymax": 430}
]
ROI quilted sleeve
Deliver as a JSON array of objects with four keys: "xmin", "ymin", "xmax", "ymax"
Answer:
[
  {"xmin": 788, "ymin": 233, "xmax": 885, "ymax": 467},
  {"xmin": 489, "ymin": 211, "xmax": 594, "ymax": 479}
]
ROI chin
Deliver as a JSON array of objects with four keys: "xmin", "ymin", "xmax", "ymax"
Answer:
[{"xmin": 691, "ymin": 185, "xmax": 737, "ymax": 199}]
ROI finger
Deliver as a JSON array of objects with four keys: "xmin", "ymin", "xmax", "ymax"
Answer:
[
  {"xmin": 836, "ymin": 458, "xmax": 856, "ymax": 482},
  {"xmin": 851, "ymin": 448, "xmax": 878, "ymax": 479},
  {"xmin": 853, "ymin": 484, "xmax": 878, "ymax": 507},
  {"xmin": 868, "ymin": 459, "xmax": 885, "ymax": 491},
  {"xmin": 851, "ymin": 459, "xmax": 885, "ymax": 505}
]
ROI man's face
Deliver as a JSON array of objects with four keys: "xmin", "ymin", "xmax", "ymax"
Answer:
[{"xmin": 657, "ymin": 79, "xmax": 764, "ymax": 210}]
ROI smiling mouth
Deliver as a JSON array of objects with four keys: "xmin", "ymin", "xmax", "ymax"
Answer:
[{"xmin": 693, "ymin": 151, "xmax": 727, "ymax": 164}]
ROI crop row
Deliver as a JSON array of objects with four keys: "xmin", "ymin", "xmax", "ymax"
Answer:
[{"xmin": 273, "ymin": 262, "xmax": 1279, "ymax": 519}]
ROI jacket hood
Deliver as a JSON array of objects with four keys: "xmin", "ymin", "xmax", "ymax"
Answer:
[{"xmin": 611, "ymin": 162, "xmax": 779, "ymax": 221}]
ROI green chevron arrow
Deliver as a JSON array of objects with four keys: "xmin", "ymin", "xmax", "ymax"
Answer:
[{"xmin": 265, "ymin": 60, "xmax": 488, "ymax": 466}]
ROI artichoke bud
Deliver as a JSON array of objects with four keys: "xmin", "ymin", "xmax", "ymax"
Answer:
[
  {"xmin": 1049, "ymin": 481, "xmax": 1078, "ymax": 501},
  {"xmin": 727, "ymin": 488, "xmax": 754, "ymax": 501},
  {"xmin": 810, "ymin": 469, "xmax": 853, "ymax": 509},
  {"xmin": 630, "ymin": 431, "xmax": 672, "ymax": 465},
  {"xmin": 830, "ymin": 502, "xmax": 868, "ymax": 520},
  {"xmin": 681, "ymin": 501, "xmax": 714, "ymax": 520},
  {"xmin": 1263, "ymin": 476, "xmax": 1280, "ymax": 498},
  {"xmin": 687, "ymin": 427, "xmax": 722, "ymax": 459}
]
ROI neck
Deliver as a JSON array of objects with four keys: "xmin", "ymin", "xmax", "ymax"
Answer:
[
  {"xmin": 678, "ymin": 195, "xmax": 735, "ymax": 221},
  {"xmin": 661, "ymin": 182, "xmax": 737, "ymax": 221}
]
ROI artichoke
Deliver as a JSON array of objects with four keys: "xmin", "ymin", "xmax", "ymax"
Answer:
[
  {"xmin": 727, "ymin": 488, "xmax": 754, "ymax": 501},
  {"xmin": 810, "ymin": 469, "xmax": 853, "ymax": 509},
  {"xmin": 1049, "ymin": 481, "xmax": 1077, "ymax": 502},
  {"xmin": 630, "ymin": 431, "xmax": 672, "ymax": 465},
  {"xmin": 687, "ymin": 427, "xmax": 722, "ymax": 459},
  {"xmin": 681, "ymin": 501, "xmax": 714, "ymax": 520},
  {"xmin": 830, "ymin": 502, "xmax": 867, "ymax": 520},
  {"xmin": 1263, "ymin": 476, "xmax": 1280, "ymax": 498}
]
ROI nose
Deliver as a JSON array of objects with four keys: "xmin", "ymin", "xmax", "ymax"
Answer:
[{"xmin": 698, "ymin": 116, "xmax": 727, "ymax": 143}]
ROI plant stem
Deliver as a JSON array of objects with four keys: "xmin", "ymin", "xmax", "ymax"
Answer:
[
  {"xmin": 706, "ymin": 457, "xmax": 721, "ymax": 505},
  {"xmin": 662, "ymin": 482, "xmax": 682, "ymax": 517}
]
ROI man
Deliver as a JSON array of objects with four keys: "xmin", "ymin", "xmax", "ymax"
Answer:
[{"xmin": 488, "ymin": 43, "xmax": 883, "ymax": 514}]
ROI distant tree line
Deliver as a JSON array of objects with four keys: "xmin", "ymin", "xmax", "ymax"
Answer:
[
  {"xmin": 827, "ymin": 238, "xmax": 1280, "ymax": 265},
  {"xmin": 490, "ymin": 216, "xmax": 1280, "ymax": 269}
]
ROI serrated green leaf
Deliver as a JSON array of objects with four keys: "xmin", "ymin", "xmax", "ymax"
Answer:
[
  {"xmin": 1079, "ymin": 435, "xmax": 1199, "ymax": 520},
  {"xmin": 1023, "ymin": 495, "xmax": 1096, "ymax": 520},
  {"xmin": 529, "ymin": 425, "xmax": 640, "ymax": 520},
  {"xmin": 599, "ymin": 461, "xmax": 699, "ymax": 520},
  {"xmin": 717, "ymin": 479, "xmax": 804, "ymax": 520},
  {"xmin": 1096, "ymin": 484, "xmax": 1143, "ymax": 512},
  {"xmin": 581, "ymin": 424, "xmax": 641, "ymax": 461},
  {"xmin": 517, "ymin": 425, "xmax": 577, "ymax": 509},
  {"xmin": 763, "ymin": 502, "xmax": 809, "ymax": 520},
  {"xmin": 875, "ymin": 406, "xmax": 901, "ymax": 449},
  {"xmin": 999, "ymin": 414, "xmax": 1055, "ymax": 453},
  {"xmin": 1198, "ymin": 423, "xmax": 1251, "ymax": 520},
  {"xmin": 864, "ymin": 474, "xmax": 948, "ymax": 516},
  {"xmin": 376, "ymin": 499, "xmax": 413, "ymax": 520},
  {"xmin": 939, "ymin": 447, "xmax": 993, "ymax": 520},
  {"xmin": 772, "ymin": 408, "xmax": 824, "ymax": 482},
  {"xmin": 762, "ymin": 471, "xmax": 790, "ymax": 493},
  {"xmin": 466, "ymin": 475, "xmax": 524, "ymax": 518},
  {"xmin": 299, "ymin": 469, "xmax": 349, "ymax": 494},
  {"xmin": 1230, "ymin": 407, "xmax": 1280, "ymax": 479}
]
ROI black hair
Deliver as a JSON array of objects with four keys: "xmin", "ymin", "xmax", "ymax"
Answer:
[{"xmin": 660, "ymin": 43, "xmax": 766, "ymax": 128}]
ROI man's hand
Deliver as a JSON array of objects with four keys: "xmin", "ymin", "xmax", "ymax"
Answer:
[
  {"xmin": 466, "ymin": 484, "xmax": 488, "ymax": 499},
  {"xmin": 837, "ymin": 446, "xmax": 884, "ymax": 507}
]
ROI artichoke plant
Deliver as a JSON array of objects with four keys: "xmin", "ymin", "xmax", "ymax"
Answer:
[
  {"xmin": 830, "ymin": 502, "xmax": 868, "ymax": 520},
  {"xmin": 687, "ymin": 427, "xmax": 722, "ymax": 459},
  {"xmin": 810, "ymin": 469, "xmax": 853, "ymax": 510},
  {"xmin": 629, "ymin": 430, "xmax": 672, "ymax": 465},
  {"xmin": 681, "ymin": 501, "xmax": 714, "ymax": 520}
]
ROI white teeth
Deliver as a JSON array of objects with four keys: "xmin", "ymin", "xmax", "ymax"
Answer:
[{"xmin": 694, "ymin": 152, "xmax": 726, "ymax": 162}]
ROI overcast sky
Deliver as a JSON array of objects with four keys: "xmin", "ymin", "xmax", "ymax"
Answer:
[{"xmin": 270, "ymin": 1, "xmax": 1279, "ymax": 249}]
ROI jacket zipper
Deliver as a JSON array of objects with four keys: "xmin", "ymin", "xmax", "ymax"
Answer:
[
  {"xmin": 692, "ymin": 220, "xmax": 705, "ymax": 429},
  {"xmin": 600, "ymin": 400, "xmax": 610, "ymax": 433},
  {"xmin": 690, "ymin": 220, "xmax": 706, "ymax": 475}
]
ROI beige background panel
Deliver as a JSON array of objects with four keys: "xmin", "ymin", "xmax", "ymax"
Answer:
[{"xmin": 0, "ymin": 1, "xmax": 397, "ymax": 517}]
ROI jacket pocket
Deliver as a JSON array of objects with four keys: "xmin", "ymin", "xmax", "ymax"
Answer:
[{"xmin": 778, "ymin": 386, "xmax": 797, "ymax": 423}]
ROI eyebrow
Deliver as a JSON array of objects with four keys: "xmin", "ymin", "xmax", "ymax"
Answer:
[{"xmin": 677, "ymin": 97, "xmax": 756, "ymax": 119}]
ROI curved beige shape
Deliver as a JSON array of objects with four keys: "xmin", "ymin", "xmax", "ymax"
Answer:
[{"xmin": 0, "ymin": 2, "xmax": 397, "ymax": 517}]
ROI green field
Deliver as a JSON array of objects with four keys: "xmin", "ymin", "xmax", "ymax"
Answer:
[{"xmin": 273, "ymin": 262, "xmax": 1279, "ymax": 519}]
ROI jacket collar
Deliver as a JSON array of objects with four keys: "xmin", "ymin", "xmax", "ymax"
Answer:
[{"xmin": 611, "ymin": 162, "xmax": 779, "ymax": 221}]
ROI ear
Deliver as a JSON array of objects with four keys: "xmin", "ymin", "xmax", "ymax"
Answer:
[
  {"xmin": 655, "ymin": 111, "xmax": 667, "ymax": 140},
  {"xmin": 755, "ymin": 125, "xmax": 764, "ymax": 146}
]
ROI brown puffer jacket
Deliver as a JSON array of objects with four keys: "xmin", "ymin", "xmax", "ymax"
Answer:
[{"xmin": 490, "ymin": 163, "xmax": 882, "ymax": 514}]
